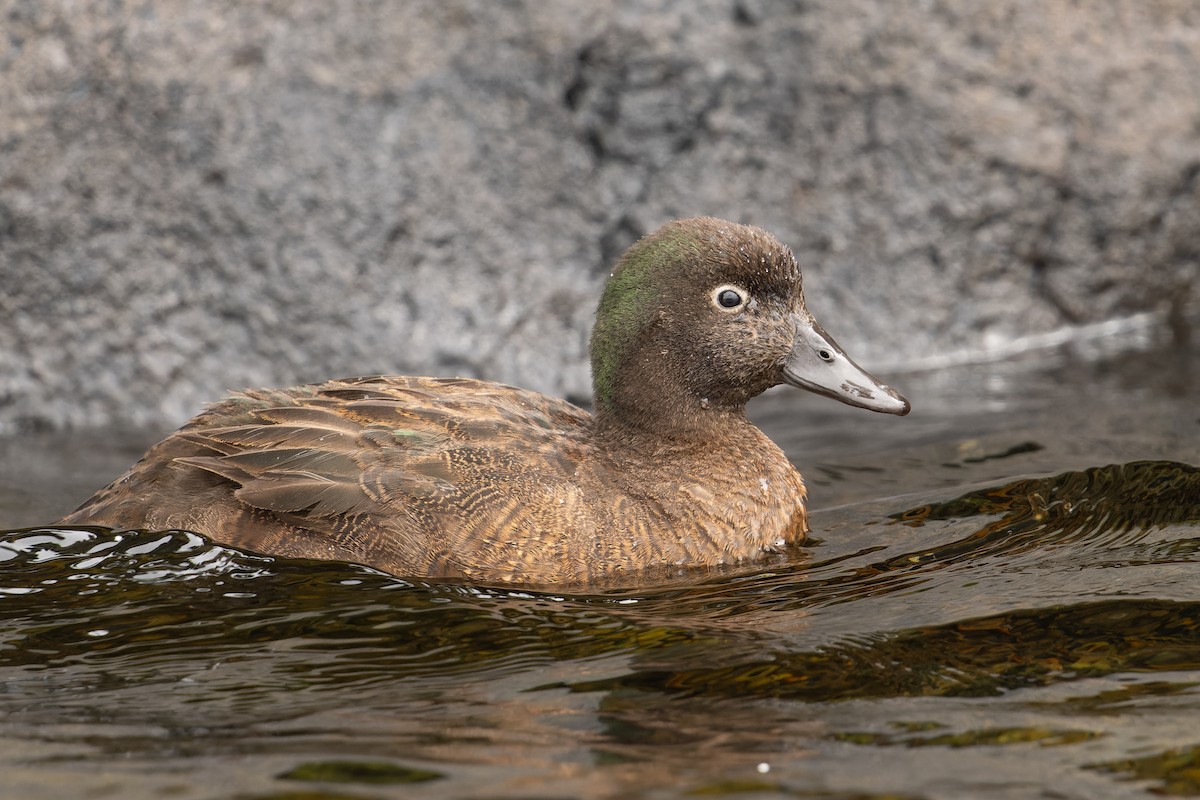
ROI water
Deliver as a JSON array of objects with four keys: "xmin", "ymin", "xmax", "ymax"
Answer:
[{"xmin": 0, "ymin": 340, "xmax": 1197, "ymax": 799}]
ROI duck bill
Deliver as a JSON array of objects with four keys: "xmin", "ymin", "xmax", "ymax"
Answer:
[{"xmin": 782, "ymin": 316, "xmax": 911, "ymax": 415}]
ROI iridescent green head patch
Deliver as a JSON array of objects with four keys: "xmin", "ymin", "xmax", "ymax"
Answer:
[{"xmin": 590, "ymin": 225, "xmax": 695, "ymax": 411}]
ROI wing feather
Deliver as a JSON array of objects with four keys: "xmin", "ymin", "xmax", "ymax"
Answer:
[{"xmin": 168, "ymin": 376, "xmax": 590, "ymax": 532}]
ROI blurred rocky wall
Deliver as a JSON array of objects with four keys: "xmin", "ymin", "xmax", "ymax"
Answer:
[{"xmin": 1, "ymin": 0, "xmax": 1197, "ymax": 431}]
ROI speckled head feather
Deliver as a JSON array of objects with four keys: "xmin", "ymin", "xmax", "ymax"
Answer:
[
  {"xmin": 62, "ymin": 217, "xmax": 908, "ymax": 588},
  {"xmin": 590, "ymin": 217, "xmax": 804, "ymax": 430}
]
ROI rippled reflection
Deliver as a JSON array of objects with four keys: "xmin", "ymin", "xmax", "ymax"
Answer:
[
  {"xmin": 1, "ymin": 456, "xmax": 1199, "ymax": 798},
  {"xmin": 895, "ymin": 460, "xmax": 1200, "ymax": 548}
]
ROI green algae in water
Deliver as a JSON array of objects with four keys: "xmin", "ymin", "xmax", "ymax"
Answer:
[
  {"xmin": 889, "ymin": 720, "xmax": 946, "ymax": 733},
  {"xmin": 558, "ymin": 599, "xmax": 1200, "ymax": 702},
  {"xmin": 1029, "ymin": 680, "xmax": 1200, "ymax": 714},
  {"xmin": 278, "ymin": 760, "xmax": 444, "ymax": 785},
  {"xmin": 685, "ymin": 780, "xmax": 919, "ymax": 798},
  {"xmin": 1089, "ymin": 744, "xmax": 1200, "ymax": 796},
  {"xmin": 242, "ymin": 791, "xmax": 370, "ymax": 800},
  {"xmin": 833, "ymin": 726, "xmax": 1102, "ymax": 748},
  {"xmin": 683, "ymin": 778, "xmax": 785, "ymax": 796}
]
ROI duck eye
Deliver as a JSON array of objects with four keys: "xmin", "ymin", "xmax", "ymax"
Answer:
[
  {"xmin": 714, "ymin": 286, "xmax": 745, "ymax": 310},
  {"xmin": 818, "ymin": 349, "xmax": 833, "ymax": 362}
]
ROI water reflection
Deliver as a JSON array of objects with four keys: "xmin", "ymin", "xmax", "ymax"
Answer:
[
  {"xmin": 1091, "ymin": 743, "xmax": 1200, "ymax": 796},
  {"xmin": 895, "ymin": 461, "xmax": 1200, "ymax": 546},
  {"xmin": 2, "ymin": 344, "xmax": 1199, "ymax": 798}
]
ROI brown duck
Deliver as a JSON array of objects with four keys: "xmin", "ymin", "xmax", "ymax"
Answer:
[{"xmin": 63, "ymin": 217, "xmax": 910, "ymax": 587}]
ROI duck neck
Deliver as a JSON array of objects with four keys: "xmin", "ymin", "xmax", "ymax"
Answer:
[
  {"xmin": 590, "ymin": 363, "xmax": 756, "ymax": 458},
  {"xmin": 595, "ymin": 396, "xmax": 745, "ymax": 436}
]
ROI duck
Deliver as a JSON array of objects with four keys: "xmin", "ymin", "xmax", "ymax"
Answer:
[{"xmin": 62, "ymin": 217, "xmax": 910, "ymax": 587}]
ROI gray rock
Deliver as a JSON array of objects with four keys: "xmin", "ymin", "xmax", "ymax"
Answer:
[{"xmin": 2, "ymin": 0, "xmax": 1197, "ymax": 432}]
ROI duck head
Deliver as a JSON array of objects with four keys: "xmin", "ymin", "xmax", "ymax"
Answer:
[{"xmin": 590, "ymin": 217, "xmax": 909, "ymax": 434}]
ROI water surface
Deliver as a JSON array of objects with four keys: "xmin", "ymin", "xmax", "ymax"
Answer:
[{"xmin": 1, "ymin": 342, "xmax": 1197, "ymax": 799}]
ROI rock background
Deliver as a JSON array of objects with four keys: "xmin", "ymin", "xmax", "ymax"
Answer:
[{"xmin": 1, "ymin": 0, "xmax": 1197, "ymax": 432}]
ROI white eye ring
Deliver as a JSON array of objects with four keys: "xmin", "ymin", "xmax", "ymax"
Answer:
[{"xmin": 712, "ymin": 284, "xmax": 748, "ymax": 312}]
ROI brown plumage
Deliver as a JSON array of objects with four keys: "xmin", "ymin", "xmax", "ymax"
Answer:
[{"xmin": 63, "ymin": 217, "xmax": 910, "ymax": 587}]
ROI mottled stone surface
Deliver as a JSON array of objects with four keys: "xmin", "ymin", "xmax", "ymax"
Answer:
[{"xmin": 2, "ymin": 0, "xmax": 1198, "ymax": 431}]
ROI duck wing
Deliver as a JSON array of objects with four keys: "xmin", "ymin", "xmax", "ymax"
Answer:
[{"xmin": 170, "ymin": 376, "xmax": 592, "ymax": 566}]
